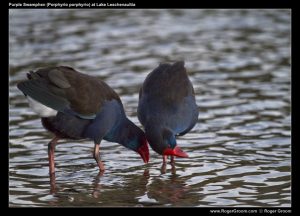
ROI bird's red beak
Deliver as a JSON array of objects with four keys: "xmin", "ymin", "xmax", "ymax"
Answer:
[
  {"xmin": 163, "ymin": 146, "xmax": 189, "ymax": 158},
  {"xmin": 137, "ymin": 139, "xmax": 149, "ymax": 163}
]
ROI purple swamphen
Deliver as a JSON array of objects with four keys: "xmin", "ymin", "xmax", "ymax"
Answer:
[
  {"xmin": 138, "ymin": 61, "xmax": 198, "ymax": 164},
  {"xmin": 17, "ymin": 66, "xmax": 149, "ymax": 174}
]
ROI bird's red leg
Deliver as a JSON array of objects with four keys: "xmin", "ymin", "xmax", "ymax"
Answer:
[
  {"xmin": 163, "ymin": 155, "xmax": 168, "ymax": 164},
  {"xmin": 161, "ymin": 155, "xmax": 168, "ymax": 174},
  {"xmin": 170, "ymin": 156, "xmax": 175, "ymax": 164},
  {"xmin": 170, "ymin": 158, "xmax": 176, "ymax": 174},
  {"xmin": 94, "ymin": 143, "xmax": 105, "ymax": 172},
  {"xmin": 48, "ymin": 136, "xmax": 59, "ymax": 175}
]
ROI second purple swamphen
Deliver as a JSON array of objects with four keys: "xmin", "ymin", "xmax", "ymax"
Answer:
[
  {"xmin": 17, "ymin": 66, "xmax": 149, "ymax": 174},
  {"xmin": 138, "ymin": 61, "xmax": 199, "ymax": 164}
]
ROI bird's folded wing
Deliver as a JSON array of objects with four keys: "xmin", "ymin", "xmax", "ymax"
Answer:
[
  {"xmin": 48, "ymin": 69, "xmax": 71, "ymax": 88},
  {"xmin": 17, "ymin": 78, "xmax": 96, "ymax": 119},
  {"xmin": 17, "ymin": 79, "xmax": 70, "ymax": 112}
]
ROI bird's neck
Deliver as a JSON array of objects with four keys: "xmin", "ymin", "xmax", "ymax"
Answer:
[{"xmin": 104, "ymin": 117, "xmax": 142, "ymax": 151}]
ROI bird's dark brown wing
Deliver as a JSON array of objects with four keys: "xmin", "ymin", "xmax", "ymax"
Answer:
[{"xmin": 17, "ymin": 66, "xmax": 121, "ymax": 119}]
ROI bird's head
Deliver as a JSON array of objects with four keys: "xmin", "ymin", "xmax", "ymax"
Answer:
[
  {"xmin": 124, "ymin": 121, "xmax": 150, "ymax": 164},
  {"xmin": 145, "ymin": 127, "xmax": 188, "ymax": 158}
]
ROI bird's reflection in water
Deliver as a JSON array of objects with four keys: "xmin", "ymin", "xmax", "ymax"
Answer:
[
  {"xmin": 49, "ymin": 170, "xmax": 104, "ymax": 197},
  {"xmin": 137, "ymin": 164, "xmax": 191, "ymax": 206},
  {"xmin": 89, "ymin": 166, "xmax": 188, "ymax": 206},
  {"xmin": 48, "ymin": 172, "xmax": 81, "ymax": 205},
  {"xmin": 149, "ymin": 170, "xmax": 189, "ymax": 204},
  {"xmin": 92, "ymin": 171, "xmax": 104, "ymax": 198},
  {"xmin": 47, "ymin": 165, "xmax": 190, "ymax": 206},
  {"xmin": 92, "ymin": 168, "xmax": 151, "ymax": 205}
]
